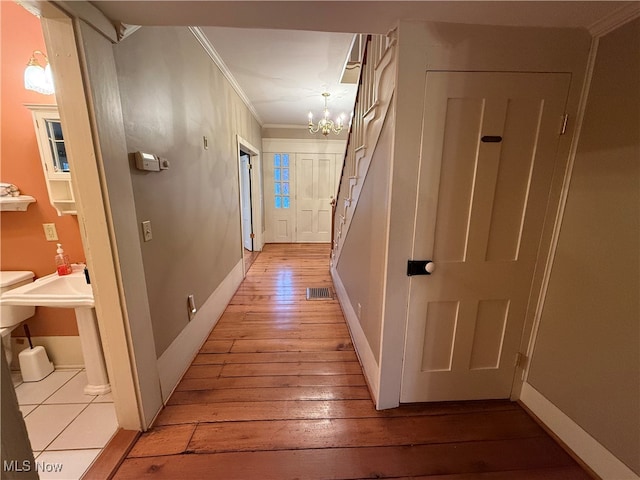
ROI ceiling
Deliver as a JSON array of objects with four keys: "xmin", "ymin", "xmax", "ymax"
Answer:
[
  {"xmin": 198, "ymin": 27, "xmax": 357, "ymax": 126},
  {"xmin": 91, "ymin": 1, "xmax": 635, "ymax": 128}
]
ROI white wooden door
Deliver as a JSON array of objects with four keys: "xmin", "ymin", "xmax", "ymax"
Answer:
[
  {"xmin": 239, "ymin": 154, "xmax": 253, "ymax": 251},
  {"xmin": 295, "ymin": 153, "xmax": 335, "ymax": 242},
  {"xmin": 401, "ymin": 72, "xmax": 570, "ymax": 402}
]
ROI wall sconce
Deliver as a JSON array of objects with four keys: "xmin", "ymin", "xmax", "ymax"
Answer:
[{"xmin": 24, "ymin": 50, "xmax": 54, "ymax": 95}]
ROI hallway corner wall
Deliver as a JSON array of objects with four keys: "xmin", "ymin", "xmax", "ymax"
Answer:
[{"xmin": 525, "ymin": 17, "xmax": 640, "ymax": 478}]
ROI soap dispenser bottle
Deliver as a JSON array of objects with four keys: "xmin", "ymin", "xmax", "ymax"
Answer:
[{"xmin": 55, "ymin": 243, "xmax": 72, "ymax": 276}]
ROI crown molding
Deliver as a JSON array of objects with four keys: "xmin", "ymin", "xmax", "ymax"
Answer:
[
  {"xmin": 262, "ymin": 124, "xmax": 309, "ymax": 130},
  {"xmin": 189, "ymin": 27, "xmax": 263, "ymax": 126},
  {"xmin": 588, "ymin": 2, "xmax": 640, "ymax": 37},
  {"xmin": 116, "ymin": 23, "xmax": 141, "ymax": 42}
]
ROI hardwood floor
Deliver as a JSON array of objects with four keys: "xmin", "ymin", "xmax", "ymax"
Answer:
[
  {"xmin": 243, "ymin": 248, "xmax": 260, "ymax": 274},
  {"xmin": 112, "ymin": 244, "xmax": 592, "ymax": 480}
]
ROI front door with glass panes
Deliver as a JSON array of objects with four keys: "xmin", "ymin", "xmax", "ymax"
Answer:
[
  {"xmin": 265, "ymin": 151, "xmax": 339, "ymax": 243},
  {"xmin": 26, "ymin": 104, "xmax": 76, "ymax": 215},
  {"xmin": 266, "ymin": 152, "xmax": 294, "ymax": 242}
]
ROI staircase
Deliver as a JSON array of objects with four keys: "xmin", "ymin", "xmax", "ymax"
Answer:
[{"xmin": 331, "ymin": 30, "xmax": 398, "ymax": 264}]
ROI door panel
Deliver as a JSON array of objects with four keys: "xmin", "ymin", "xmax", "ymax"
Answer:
[
  {"xmin": 296, "ymin": 153, "xmax": 335, "ymax": 242},
  {"xmin": 433, "ymin": 97, "xmax": 484, "ymax": 262},
  {"xmin": 401, "ymin": 72, "xmax": 570, "ymax": 402},
  {"xmin": 421, "ymin": 301, "xmax": 459, "ymax": 371}
]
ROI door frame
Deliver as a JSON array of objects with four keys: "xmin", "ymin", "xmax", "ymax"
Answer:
[
  {"xmin": 35, "ymin": 1, "xmax": 149, "ymax": 430},
  {"xmin": 380, "ymin": 65, "xmax": 581, "ymax": 407},
  {"xmin": 238, "ymin": 151, "xmax": 254, "ymax": 252},
  {"xmin": 236, "ymin": 136, "xmax": 263, "ymax": 270},
  {"xmin": 400, "ymin": 71, "xmax": 572, "ymax": 403}
]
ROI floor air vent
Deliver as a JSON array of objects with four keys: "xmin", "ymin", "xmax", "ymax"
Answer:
[{"xmin": 306, "ymin": 287, "xmax": 333, "ymax": 300}]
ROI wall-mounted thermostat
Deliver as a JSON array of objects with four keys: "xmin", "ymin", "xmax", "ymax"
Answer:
[{"xmin": 134, "ymin": 151, "xmax": 168, "ymax": 172}]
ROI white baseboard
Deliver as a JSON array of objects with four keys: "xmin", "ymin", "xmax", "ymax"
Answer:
[
  {"xmin": 156, "ymin": 260, "xmax": 244, "ymax": 402},
  {"xmin": 331, "ymin": 266, "xmax": 380, "ymax": 404},
  {"xmin": 520, "ymin": 382, "xmax": 639, "ymax": 480},
  {"xmin": 11, "ymin": 336, "xmax": 83, "ymax": 369}
]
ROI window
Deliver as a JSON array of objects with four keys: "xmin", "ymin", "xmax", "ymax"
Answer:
[
  {"xmin": 274, "ymin": 153, "xmax": 290, "ymax": 209},
  {"xmin": 45, "ymin": 120, "xmax": 69, "ymax": 173}
]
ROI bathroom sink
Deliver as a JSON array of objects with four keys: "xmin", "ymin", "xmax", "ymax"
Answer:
[
  {"xmin": 1, "ymin": 266, "xmax": 109, "ymax": 394},
  {"xmin": 0, "ymin": 268, "xmax": 93, "ymax": 308}
]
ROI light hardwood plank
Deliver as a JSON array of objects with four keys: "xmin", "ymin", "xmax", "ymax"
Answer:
[
  {"xmin": 128, "ymin": 424, "xmax": 196, "ymax": 458},
  {"xmin": 113, "ymin": 437, "xmax": 579, "ymax": 480},
  {"xmin": 219, "ymin": 361, "xmax": 364, "ymax": 377},
  {"xmin": 167, "ymin": 385, "xmax": 371, "ymax": 404},
  {"xmin": 187, "ymin": 409, "xmax": 545, "ymax": 453},
  {"xmin": 227, "ymin": 338, "xmax": 353, "ymax": 352},
  {"xmin": 175, "ymin": 374, "xmax": 366, "ymax": 391},
  {"xmin": 153, "ymin": 399, "xmax": 520, "ymax": 425},
  {"xmin": 192, "ymin": 351, "xmax": 358, "ymax": 365}
]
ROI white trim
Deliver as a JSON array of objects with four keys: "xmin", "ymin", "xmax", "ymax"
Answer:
[
  {"xmin": 117, "ymin": 24, "xmax": 141, "ymax": 41},
  {"xmin": 588, "ymin": 2, "xmax": 640, "ymax": 37},
  {"xmin": 521, "ymin": 383, "xmax": 640, "ymax": 480},
  {"xmin": 237, "ymin": 135, "xmax": 264, "ymax": 253},
  {"xmin": 331, "ymin": 266, "xmax": 380, "ymax": 405},
  {"xmin": 262, "ymin": 138, "xmax": 346, "ymax": 154},
  {"xmin": 189, "ymin": 27, "xmax": 263, "ymax": 126},
  {"xmin": 157, "ymin": 260, "xmax": 244, "ymax": 402}
]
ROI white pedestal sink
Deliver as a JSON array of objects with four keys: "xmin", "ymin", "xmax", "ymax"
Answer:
[
  {"xmin": 73, "ymin": 307, "xmax": 110, "ymax": 394},
  {"xmin": 0, "ymin": 267, "xmax": 110, "ymax": 395}
]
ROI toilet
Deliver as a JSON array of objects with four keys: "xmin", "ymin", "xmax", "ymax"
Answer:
[{"xmin": 0, "ymin": 271, "xmax": 35, "ymax": 367}]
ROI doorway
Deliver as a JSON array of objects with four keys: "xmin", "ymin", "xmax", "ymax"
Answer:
[
  {"xmin": 262, "ymin": 141, "xmax": 344, "ymax": 244},
  {"xmin": 239, "ymin": 151, "xmax": 254, "ymax": 252},
  {"xmin": 236, "ymin": 136, "xmax": 263, "ymax": 274}
]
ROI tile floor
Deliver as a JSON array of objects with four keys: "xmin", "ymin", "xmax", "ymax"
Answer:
[{"xmin": 12, "ymin": 368, "xmax": 118, "ymax": 480}]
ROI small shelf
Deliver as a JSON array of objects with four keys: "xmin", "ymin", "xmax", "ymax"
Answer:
[{"xmin": 0, "ymin": 195, "xmax": 36, "ymax": 212}]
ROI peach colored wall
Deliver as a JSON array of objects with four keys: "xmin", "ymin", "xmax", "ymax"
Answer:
[{"xmin": 1, "ymin": 2, "xmax": 82, "ymax": 337}]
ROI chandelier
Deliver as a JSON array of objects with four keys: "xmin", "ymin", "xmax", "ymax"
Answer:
[{"xmin": 308, "ymin": 92, "xmax": 344, "ymax": 136}]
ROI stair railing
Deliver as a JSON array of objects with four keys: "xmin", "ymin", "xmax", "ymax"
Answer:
[{"xmin": 331, "ymin": 34, "xmax": 389, "ymax": 257}]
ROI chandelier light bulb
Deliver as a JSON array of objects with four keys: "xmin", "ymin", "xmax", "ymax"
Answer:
[{"xmin": 308, "ymin": 92, "xmax": 345, "ymax": 136}]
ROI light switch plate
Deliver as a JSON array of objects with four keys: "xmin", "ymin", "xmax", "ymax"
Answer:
[{"xmin": 141, "ymin": 220, "xmax": 152, "ymax": 242}]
